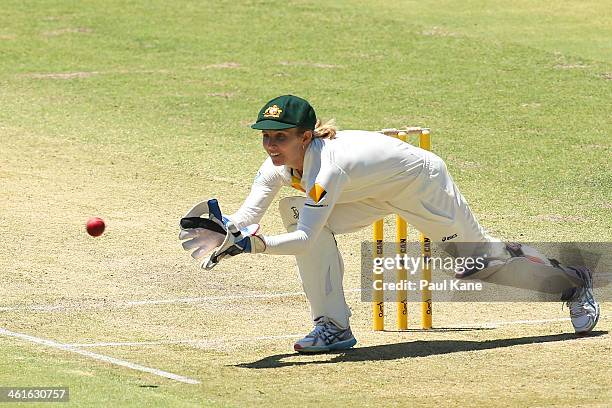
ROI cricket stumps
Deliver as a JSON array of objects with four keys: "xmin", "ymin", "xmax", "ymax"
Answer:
[{"xmin": 372, "ymin": 127, "xmax": 432, "ymax": 331}]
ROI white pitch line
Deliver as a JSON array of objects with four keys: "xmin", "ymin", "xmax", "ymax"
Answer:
[
  {"xmin": 124, "ymin": 292, "xmax": 308, "ymax": 306},
  {"xmin": 0, "ymin": 289, "xmax": 363, "ymax": 312},
  {"xmin": 452, "ymin": 315, "xmax": 609, "ymax": 329},
  {"xmin": 67, "ymin": 334, "xmax": 301, "ymax": 348},
  {"xmin": 0, "ymin": 293, "xmax": 309, "ymax": 312},
  {"xmin": 61, "ymin": 316, "xmax": 608, "ymax": 349},
  {"xmin": 481, "ymin": 317, "xmax": 571, "ymax": 327},
  {"xmin": 0, "ymin": 327, "xmax": 200, "ymax": 384},
  {"xmin": 125, "ymin": 289, "xmax": 362, "ymax": 306},
  {"xmin": 0, "ymin": 305, "xmax": 65, "ymax": 312}
]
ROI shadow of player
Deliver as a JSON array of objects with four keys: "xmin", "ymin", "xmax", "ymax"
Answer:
[{"xmin": 235, "ymin": 331, "xmax": 608, "ymax": 369}]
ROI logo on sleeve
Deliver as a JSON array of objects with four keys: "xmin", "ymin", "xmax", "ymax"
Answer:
[
  {"xmin": 308, "ymin": 183, "xmax": 327, "ymax": 204},
  {"xmin": 263, "ymin": 105, "xmax": 283, "ymax": 118}
]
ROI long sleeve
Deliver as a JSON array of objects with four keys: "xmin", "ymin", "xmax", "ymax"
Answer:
[
  {"xmin": 263, "ymin": 162, "xmax": 349, "ymax": 255},
  {"xmin": 229, "ymin": 158, "xmax": 286, "ymax": 229}
]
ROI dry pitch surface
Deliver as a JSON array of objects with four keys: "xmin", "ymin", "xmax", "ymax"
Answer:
[{"xmin": 0, "ymin": 129, "xmax": 610, "ymax": 407}]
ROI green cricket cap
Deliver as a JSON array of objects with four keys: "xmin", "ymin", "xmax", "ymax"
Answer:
[{"xmin": 251, "ymin": 95, "xmax": 317, "ymax": 130}]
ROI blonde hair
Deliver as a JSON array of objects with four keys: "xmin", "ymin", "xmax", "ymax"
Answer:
[{"xmin": 313, "ymin": 118, "xmax": 338, "ymax": 139}]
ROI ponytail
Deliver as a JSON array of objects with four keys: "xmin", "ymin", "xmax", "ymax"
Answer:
[{"xmin": 313, "ymin": 119, "xmax": 338, "ymax": 139}]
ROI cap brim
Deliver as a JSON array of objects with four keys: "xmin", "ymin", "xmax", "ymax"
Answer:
[{"xmin": 251, "ymin": 120, "xmax": 297, "ymax": 130}]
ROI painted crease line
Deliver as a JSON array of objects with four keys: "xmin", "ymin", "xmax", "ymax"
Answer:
[
  {"xmin": 67, "ymin": 334, "xmax": 302, "ymax": 348},
  {"xmin": 63, "ymin": 316, "xmax": 609, "ymax": 348},
  {"xmin": 0, "ymin": 289, "xmax": 362, "ymax": 312},
  {"xmin": 0, "ymin": 327, "xmax": 200, "ymax": 384}
]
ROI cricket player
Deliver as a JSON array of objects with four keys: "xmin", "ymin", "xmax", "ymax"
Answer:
[{"xmin": 179, "ymin": 95, "xmax": 600, "ymax": 353}]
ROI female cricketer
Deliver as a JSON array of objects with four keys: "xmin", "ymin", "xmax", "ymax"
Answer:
[{"xmin": 179, "ymin": 95, "xmax": 599, "ymax": 353}]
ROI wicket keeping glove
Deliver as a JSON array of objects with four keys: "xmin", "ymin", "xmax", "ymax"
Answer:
[{"xmin": 179, "ymin": 198, "xmax": 264, "ymax": 269}]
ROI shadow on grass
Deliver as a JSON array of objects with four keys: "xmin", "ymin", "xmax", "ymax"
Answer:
[{"xmin": 235, "ymin": 331, "xmax": 608, "ymax": 369}]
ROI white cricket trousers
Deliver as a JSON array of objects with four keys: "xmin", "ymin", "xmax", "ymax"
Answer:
[
  {"xmin": 279, "ymin": 151, "xmax": 581, "ymax": 328},
  {"xmin": 279, "ymin": 152, "xmax": 496, "ymax": 329}
]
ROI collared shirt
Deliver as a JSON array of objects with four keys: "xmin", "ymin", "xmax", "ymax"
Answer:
[{"xmin": 230, "ymin": 130, "xmax": 430, "ymax": 255}]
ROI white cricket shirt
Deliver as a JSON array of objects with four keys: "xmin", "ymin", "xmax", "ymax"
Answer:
[{"xmin": 229, "ymin": 130, "xmax": 442, "ymax": 255}]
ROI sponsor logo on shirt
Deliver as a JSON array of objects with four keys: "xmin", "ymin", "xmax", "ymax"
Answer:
[
  {"xmin": 291, "ymin": 206, "xmax": 300, "ymax": 220},
  {"xmin": 308, "ymin": 183, "xmax": 327, "ymax": 204}
]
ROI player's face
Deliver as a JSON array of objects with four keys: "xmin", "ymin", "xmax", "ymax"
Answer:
[{"xmin": 262, "ymin": 128, "xmax": 309, "ymax": 169}]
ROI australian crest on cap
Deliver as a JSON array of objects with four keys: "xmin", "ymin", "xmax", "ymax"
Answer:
[{"xmin": 263, "ymin": 104, "xmax": 283, "ymax": 118}]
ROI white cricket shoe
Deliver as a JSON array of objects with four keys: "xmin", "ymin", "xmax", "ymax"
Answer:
[
  {"xmin": 294, "ymin": 316, "xmax": 357, "ymax": 353},
  {"xmin": 564, "ymin": 266, "xmax": 600, "ymax": 334}
]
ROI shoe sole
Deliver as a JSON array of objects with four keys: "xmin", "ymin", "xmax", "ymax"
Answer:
[{"xmin": 294, "ymin": 337, "xmax": 357, "ymax": 354}]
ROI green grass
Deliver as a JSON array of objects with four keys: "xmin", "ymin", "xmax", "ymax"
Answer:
[
  {"xmin": 0, "ymin": 1, "xmax": 610, "ymax": 406},
  {"xmin": 0, "ymin": 340, "xmax": 208, "ymax": 407},
  {"xmin": 1, "ymin": 0, "xmax": 609, "ymax": 241}
]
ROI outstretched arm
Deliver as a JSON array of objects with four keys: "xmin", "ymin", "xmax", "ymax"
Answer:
[{"xmin": 228, "ymin": 158, "xmax": 285, "ymax": 228}]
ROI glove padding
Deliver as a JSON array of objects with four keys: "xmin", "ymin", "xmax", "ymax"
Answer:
[
  {"xmin": 179, "ymin": 198, "xmax": 263, "ymax": 270},
  {"xmin": 202, "ymin": 222, "xmax": 265, "ymax": 269}
]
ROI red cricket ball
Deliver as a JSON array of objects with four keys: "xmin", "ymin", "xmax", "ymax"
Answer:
[{"xmin": 86, "ymin": 217, "xmax": 106, "ymax": 237}]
